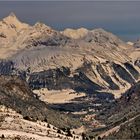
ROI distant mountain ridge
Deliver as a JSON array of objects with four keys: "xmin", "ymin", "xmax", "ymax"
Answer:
[{"xmin": 0, "ymin": 13, "xmax": 140, "ymax": 99}]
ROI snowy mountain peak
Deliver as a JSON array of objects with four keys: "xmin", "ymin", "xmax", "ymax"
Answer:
[
  {"xmin": 3, "ymin": 12, "xmax": 20, "ymax": 23},
  {"xmin": 33, "ymin": 22, "xmax": 52, "ymax": 31},
  {"xmin": 1, "ymin": 12, "xmax": 29, "ymax": 30},
  {"xmin": 62, "ymin": 27, "xmax": 89, "ymax": 39},
  {"xmin": 8, "ymin": 12, "xmax": 17, "ymax": 18}
]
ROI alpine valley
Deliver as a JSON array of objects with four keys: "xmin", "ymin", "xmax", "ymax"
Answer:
[{"xmin": 0, "ymin": 13, "xmax": 140, "ymax": 140}]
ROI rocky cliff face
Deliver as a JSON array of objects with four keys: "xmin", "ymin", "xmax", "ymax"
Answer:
[{"xmin": 0, "ymin": 58, "xmax": 139, "ymax": 99}]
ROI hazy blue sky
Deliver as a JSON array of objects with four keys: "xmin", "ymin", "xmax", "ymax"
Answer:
[{"xmin": 0, "ymin": 1, "xmax": 140, "ymax": 41}]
